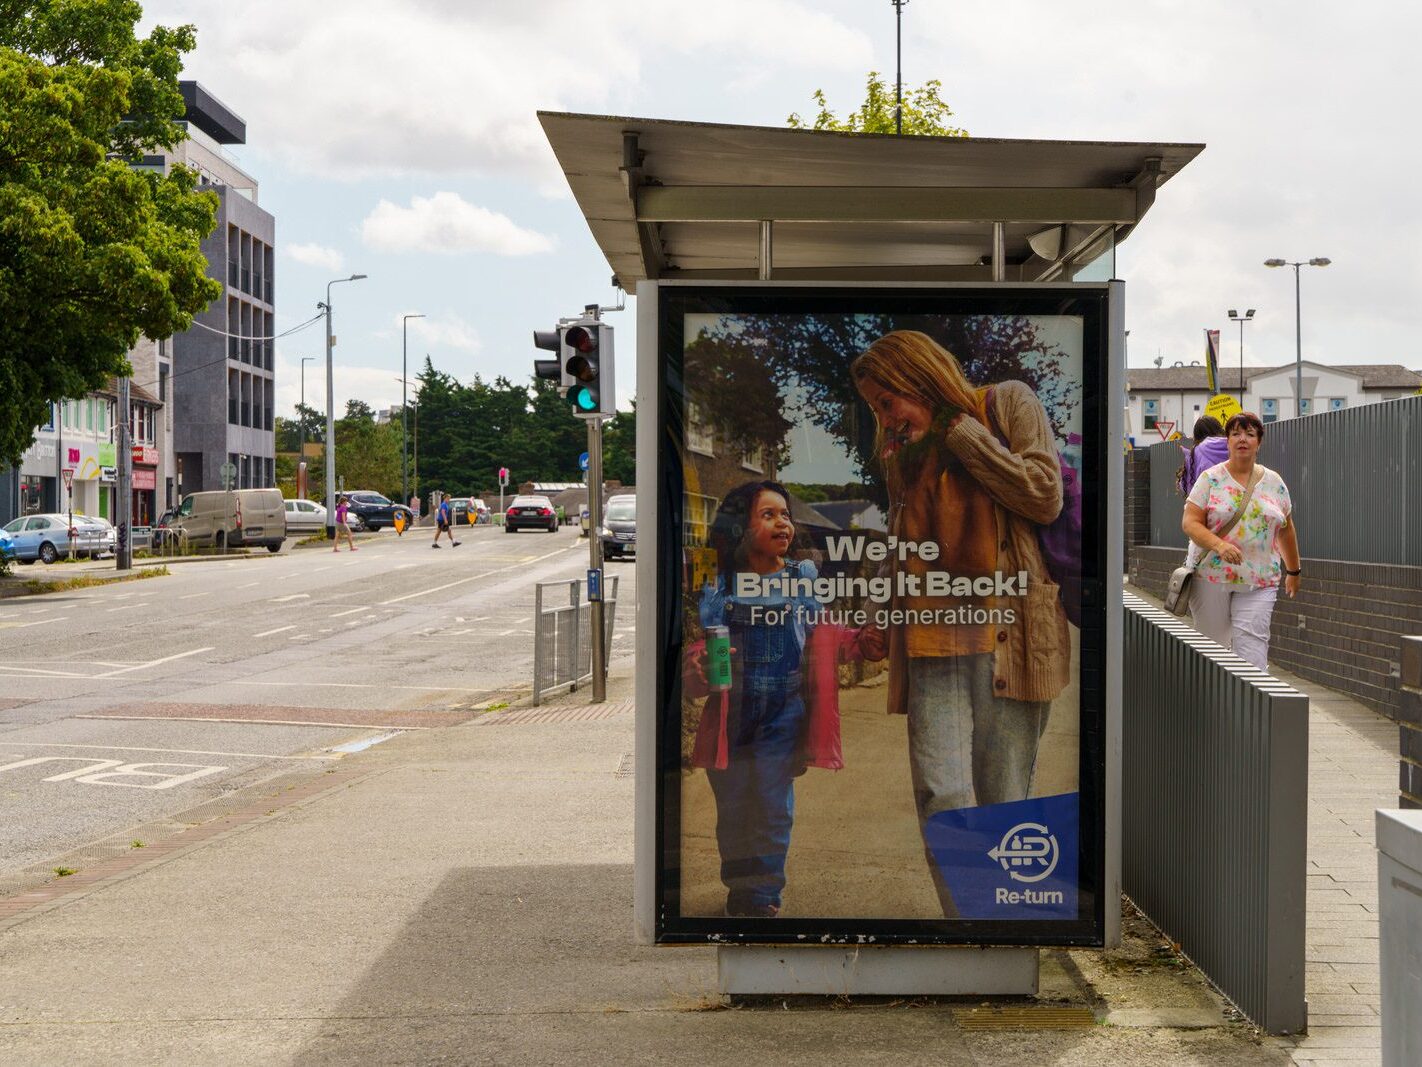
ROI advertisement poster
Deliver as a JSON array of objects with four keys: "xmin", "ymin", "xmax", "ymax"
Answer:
[{"xmin": 656, "ymin": 286, "xmax": 1108, "ymax": 945}]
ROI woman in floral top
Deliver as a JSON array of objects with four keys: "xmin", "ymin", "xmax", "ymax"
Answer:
[{"xmin": 1180, "ymin": 411, "xmax": 1302, "ymax": 670}]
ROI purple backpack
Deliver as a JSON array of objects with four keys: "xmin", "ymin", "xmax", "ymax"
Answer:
[
  {"xmin": 1178, "ymin": 436, "xmax": 1229, "ymax": 495},
  {"xmin": 987, "ymin": 388, "xmax": 1083, "ymax": 628}
]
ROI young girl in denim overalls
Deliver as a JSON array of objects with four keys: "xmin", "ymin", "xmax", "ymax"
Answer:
[{"xmin": 685, "ymin": 478, "xmax": 887, "ymax": 919}]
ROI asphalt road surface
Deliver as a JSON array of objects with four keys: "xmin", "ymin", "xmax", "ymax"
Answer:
[{"xmin": 0, "ymin": 523, "xmax": 635, "ymax": 882}]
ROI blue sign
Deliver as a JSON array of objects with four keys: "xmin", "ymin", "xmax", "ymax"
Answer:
[
  {"xmin": 586, "ymin": 567, "xmax": 602, "ymax": 601},
  {"xmin": 578, "ymin": 451, "xmax": 590, "ymax": 472},
  {"xmin": 923, "ymin": 793, "xmax": 1080, "ymax": 920}
]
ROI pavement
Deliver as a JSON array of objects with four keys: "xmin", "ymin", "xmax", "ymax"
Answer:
[{"xmin": 0, "ymin": 588, "xmax": 1397, "ymax": 1064}]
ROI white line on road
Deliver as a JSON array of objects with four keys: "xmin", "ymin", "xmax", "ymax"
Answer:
[
  {"xmin": 179, "ymin": 592, "xmax": 211, "ymax": 600},
  {"xmin": 77, "ymin": 714, "xmax": 434, "ymax": 730},
  {"xmin": 272, "ymin": 594, "xmax": 311, "ymax": 602},
  {"xmin": 328, "ymin": 731, "xmax": 404, "ymax": 754},
  {"xmin": 329, "ymin": 606, "xmax": 369, "ymax": 618},
  {"xmin": 238, "ymin": 582, "xmax": 259, "ymax": 589},
  {"xmin": 96, "ymin": 646, "xmax": 213, "ymax": 678},
  {"xmin": 252, "ymin": 625, "xmax": 296, "ymax": 637},
  {"xmin": 379, "ymin": 547, "xmax": 571, "ymax": 606},
  {"xmin": 0, "ymin": 742, "xmax": 340, "ymax": 762},
  {"xmin": 0, "ymin": 616, "xmax": 69, "ymax": 629},
  {"xmin": 0, "ymin": 664, "xmax": 89, "ymax": 677}
]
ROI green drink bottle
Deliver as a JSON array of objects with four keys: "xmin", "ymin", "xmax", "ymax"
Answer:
[{"xmin": 705, "ymin": 625, "xmax": 732, "ymax": 691}]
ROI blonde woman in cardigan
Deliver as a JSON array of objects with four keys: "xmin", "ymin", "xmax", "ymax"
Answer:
[{"xmin": 852, "ymin": 330, "xmax": 1070, "ymax": 917}]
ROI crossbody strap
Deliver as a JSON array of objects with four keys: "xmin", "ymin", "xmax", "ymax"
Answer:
[{"xmin": 1195, "ymin": 467, "xmax": 1262, "ymax": 568}]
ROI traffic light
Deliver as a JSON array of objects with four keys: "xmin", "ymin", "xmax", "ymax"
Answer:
[
  {"xmin": 562, "ymin": 319, "xmax": 614, "ymax": 418},
  {"xmin": 533, "ymin": 329, "xmax": 561, "ymax": 390}
]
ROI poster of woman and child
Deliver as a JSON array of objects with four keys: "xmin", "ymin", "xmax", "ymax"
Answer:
[{"xmin": 656, "ymin": 287, "xmax": 1109, "ymax": 945}]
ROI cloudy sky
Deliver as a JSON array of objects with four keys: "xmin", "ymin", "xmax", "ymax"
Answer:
[{"xmin": 142, "ymin": 0, "xmax": 1422, "ymax": 419}]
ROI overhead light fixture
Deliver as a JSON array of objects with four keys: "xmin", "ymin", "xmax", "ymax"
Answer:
[{"xmin": 1026, "ymin": 225, "xmax": 1063, "ymax": 262}]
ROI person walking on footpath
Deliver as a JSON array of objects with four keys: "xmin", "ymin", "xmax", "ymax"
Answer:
[
  {"xmin": 1176, "ymin": 415, "xmax": 1227, "ymax": 495},
  {"xmin": 1181, "ymin": 411, "xmax": 1301, "ymax": 671},
  {"xmin": 432, "ymin": 492, "xmax": 460, "ymax": 548},
  {"xmin": 333, "ymin": 495, "xmax": 357, "ymax": 553}
]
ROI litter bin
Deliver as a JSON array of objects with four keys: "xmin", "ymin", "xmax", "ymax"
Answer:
[{"xmin": 1377, "ymin": 808, "xmax": 1422, "ymax": 1067}]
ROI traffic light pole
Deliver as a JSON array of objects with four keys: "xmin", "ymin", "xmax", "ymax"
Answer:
[{"xmin": 587, "ymin": 414, "xmax": 606, "ymax": 703}]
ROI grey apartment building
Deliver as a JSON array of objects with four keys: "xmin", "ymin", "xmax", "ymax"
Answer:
[{"xmin": 162, "ymin": 82, "xmax": 277, "ymax": 495}]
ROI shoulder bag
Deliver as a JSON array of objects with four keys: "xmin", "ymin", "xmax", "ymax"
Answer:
[{"xmin": 1163, "ymin": 468, "xmax": 1262, "ymax": 616}]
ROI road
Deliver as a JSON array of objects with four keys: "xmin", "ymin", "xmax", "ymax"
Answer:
[{"xmin": 0, "ymin": 523, "xmax": 635, "ymax": 884}]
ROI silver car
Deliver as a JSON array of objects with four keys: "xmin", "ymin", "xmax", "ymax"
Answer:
[
  {"xmin": 1, "ymin": 513, "xmax": 109, "ymax": 564},
  {"xmin": 283, "ymin": 498, "xmax": 329, "ymax": 534}
]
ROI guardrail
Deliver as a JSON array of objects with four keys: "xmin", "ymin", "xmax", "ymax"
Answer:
[
  {"xmin": 532, "ymin": 575, "xmax": 619, "ymax": 705},
  {"xmin": 1122, "ymin": 592, "xmax": 1309, "ymax": 1034}
]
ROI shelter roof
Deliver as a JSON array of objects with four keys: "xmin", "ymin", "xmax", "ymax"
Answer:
[{"xmin": 538, "ymin": 111, "xmax": 1203, "ymax": 286}]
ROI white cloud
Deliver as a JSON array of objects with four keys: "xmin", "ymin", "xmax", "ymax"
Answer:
[
  {"xmin": 361, "ymin": 192, "xmax": 554, "ymax": 256},
  {"xmin": 403, "ymin": 312, "xmax": 482, "ymax": 353},
  {"xmin": 285, "ymin": 242, "xmax": 345, "ymax": 272}
]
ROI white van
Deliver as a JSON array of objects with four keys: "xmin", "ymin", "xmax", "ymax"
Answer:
[{"xmin": 171, "ymin": 488, "xmax": 286, "ymax": 552}]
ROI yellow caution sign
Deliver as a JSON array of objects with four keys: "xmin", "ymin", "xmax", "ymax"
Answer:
[
  {"xmin": 393, "ymin": 511, "xmax": 407, "ymax": 535},
  {"xmin": 1204, "ymin": 393, "xmax": 1243, "ymax": 424}
]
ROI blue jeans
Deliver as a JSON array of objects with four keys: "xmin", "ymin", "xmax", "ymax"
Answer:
[
  {"xmin": 705, "ymin": 609, "xmax": 804, "ymax": 911},
  {"xmin": 906, "ymin": 653, "xmax": 1050, "ymax": 916}
]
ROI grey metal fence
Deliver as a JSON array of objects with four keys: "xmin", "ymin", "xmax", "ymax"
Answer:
[
  {"xmin": 532, "ymin": 575, "xmax": 620, "ymax": 705},
  {"xmin": 1148, "ymin": 394, "xmax": 1422, "ymax": 564},
  {"xmin": 1123, "ymin": 592, "xmax": 1309, "ymax": 1034}
]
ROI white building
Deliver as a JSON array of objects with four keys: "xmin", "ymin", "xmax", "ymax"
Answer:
[{"xmin": 1124, "ymin": 362, "xmax": 1421, "ymax": 443}]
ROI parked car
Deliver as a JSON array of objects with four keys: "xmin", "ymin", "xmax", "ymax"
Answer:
[
  {"xmin": 169, "ymin": 489, "xmax": 286, "ymax": 552},
  {"xmin": 504, "ymin": 495, "xmax": 559, "ymax": 534},
  {"xmin": 448, "ymin": 497, "xmax": 489, "ymax": 526},
  {"xmin": 342, "ymin": 491, "xmax": 413, "ymax": 531},
  {"xmin": 0, "ymin": 528, "xmax": 15, "ymax": 562},
  {"xmin": 283, "ymin": 498, "xmax": 328, "ymax": 535},
  {"xmin": 578, "ymin": 504, "xmax": 590, "ymax": 537},
  {"xmin": 470, "ymin": 498, "xmax": 491, "ymax": 524},
  {"xmin": 0, "ymin": 513, "xmax": 109, "ymax": 564},
  {"xmin": 599, "ymin": 494, "xmax": 637, "ymax": 559}
]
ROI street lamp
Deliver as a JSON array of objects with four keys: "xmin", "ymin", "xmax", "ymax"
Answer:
[
  {"xmin": 298, "ymin": 356, "xmax": 315, "ymax": 461},
  {"xmin": 401, "ymin": 313, "xmax": 425, "ymax": 509},
  {"xmin": 1226, "ymin": 309, "xmax": 1255, "ymax": 405},
  {"xmin": 1264, "ymin": 257, "xmax": 1330, "ymax": 418},
  {"xmin": 321, "ymin": 273, "xmax": 367, "ymax": 538}
]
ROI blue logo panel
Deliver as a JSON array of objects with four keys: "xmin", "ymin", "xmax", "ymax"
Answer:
[{"xmin": 923, "ymin": 793, "xmax": 1079, "ymax": 920}]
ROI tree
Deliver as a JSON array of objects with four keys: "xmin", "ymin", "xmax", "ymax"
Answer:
[
  {"xmin": 0, "ymin": 1, "xmax": 222, "ymax": 465},
  {"xmin": 787, "ymin": 72, "xmax": 967, "ymax": 137},
  {"xmin": 334, "ymin": 399, "xmax": 401, "ymax": 497}
]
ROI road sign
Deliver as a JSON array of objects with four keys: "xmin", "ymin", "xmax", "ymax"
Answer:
[
  {"xmin": 579, "ymin": 452, "xmax": 590, "ymax": 472},
  {"xmin": 1156, "ymin": 420, "xmax": 1175, "ymax": 442},
  {"xmin": 61, "ymin": 468, "xmax": 74, "ymax": 492},
  {"xmin": 1205, "ymin": 393, "xmax": 1243, "ymax": 424},
  {"xmin": 219, "ymin": 461, "xmax": 236, "ymax": 491}
]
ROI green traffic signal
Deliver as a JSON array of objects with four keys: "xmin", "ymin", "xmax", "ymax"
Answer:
[{"xmin": 572, "ymin": 386, "xmax": 597, "ymax": 412}]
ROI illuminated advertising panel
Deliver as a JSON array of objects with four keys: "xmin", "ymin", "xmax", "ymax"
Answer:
[{"xmin": 654, "ymin": 285, "xmax": 1110, "ymax": 946}]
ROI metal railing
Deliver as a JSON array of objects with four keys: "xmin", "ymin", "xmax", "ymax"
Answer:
[
  {"xmin": 1123, "ymin": 592, "xmax": 1309, "ymax": 1034},
  {"xmin": 532, "ymin": 575, "xmax": 619, "ymax": 705}
]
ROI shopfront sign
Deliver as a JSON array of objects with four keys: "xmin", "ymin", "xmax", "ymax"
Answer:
[
  {"xmin": 132, "ymin": 445, "xmax": 159, "ymax": 466},
  {"xmin": 649, "ymin": 284, "xmax": 1111, "ymax": 948},
  {"xmin": 64, "ymin": 442, "xmax": 117, "ymax": 481},
  {"xmin": 131, "ymin": 467, "xmax": 156, "ymax": 491}
]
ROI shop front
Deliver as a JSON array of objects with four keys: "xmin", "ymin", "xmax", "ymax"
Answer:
[{"xmin": 132, "ymin": 445, "xmax": 159, "ymax": 525}]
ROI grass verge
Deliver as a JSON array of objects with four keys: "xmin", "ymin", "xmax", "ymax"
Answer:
[{"xmin": 1, "ymin": 565, "xmax": 170, "ymax": 599}]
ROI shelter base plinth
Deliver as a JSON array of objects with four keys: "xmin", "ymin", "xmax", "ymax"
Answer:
[{"xmin": 717, "ymin": 945, "xmax": 1039, "ymax": 996}]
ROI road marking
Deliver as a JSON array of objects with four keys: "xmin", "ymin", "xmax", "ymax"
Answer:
[
  {"xmin": 253, "ymin": 625, "xmax": 296, "ymax": 637},
  {"xmin": 79, "ymin": 713, "xmax": 434, "ymax": 730},
  {"xmin": 272, "ymin": 594, "xmax": 311, "ymax": 602},
  {"xmin": 96, "ymin": 646, "xmax": 213, "ymax": 678},
  {"xmin": 238, "ymin": 582, "xmax": 259, "ymax": 589},
  {"xmin": 0, "ymin": 616, "xmax": 69, "ymax": 629},
  {"xmin": 179, "ymin": 592, "xmax": 211, "ymax": 600},
  {"xmin": 319, "ymin": 628, "xmax": 333, "ymax": 633},
  {"xmin": 0, "ymin": 664, "xmax": 90, "ymax": 677},
  {"xmin": 0, "ymin": 742, "xmax": 339, "ymax": 762},
  {"xmin": 379, "ymin": 547, "xmax": 569, "ymax": 605},
  {"xmin": 234, "ymin": 680, "xmax": 497, "ymax": 693},
  {"xmin": 329, "ymin": 606, "xmax": 369, "ymax": 618},
  {"xmin": 106, "ymin": 604, "xmax": 137, "ymax": 613},
  {"xmin": 328, "ymin": 731, "xmax": 404, "ymax": 754}
]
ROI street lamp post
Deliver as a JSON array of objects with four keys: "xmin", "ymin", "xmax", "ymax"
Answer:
[
  {"xmin": 321, "ymin": 273, "xmax": 367, "ymax": 539},
  {"xmin": 401, "ymin": 313, "xmax": 425, "ymax": 509},
  {"xmin": 298, "ymin": 355, "xmax": 315, "ymax": 460},
  {"xmin": 1264, "ymin": 257, "xmax": 1330, "ymax": 418},
  {"xmin": 1226, "ymin": 309, "xmax": 1255, "ymax": 405}
]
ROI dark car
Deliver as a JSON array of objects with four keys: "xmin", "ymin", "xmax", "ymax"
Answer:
[
  {"xmin": 504, "ymin": 495, "xmax": 558, "ymax": 534},
  {"xmin": 343, "ymin": 491, "xmax": 413, "ymax": 531},
  {"xmin": 599, "ymin": 494, "xmax": 636, "ymax": 559}
]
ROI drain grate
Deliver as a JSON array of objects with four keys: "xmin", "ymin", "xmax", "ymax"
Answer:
[
  {"xmin": 477, "ymin": 700, "xmax": 634, "ymax": 726},
  {"xmin": 953, "ymin": 1005, "xmax": 1096, "ymax": 1030}
]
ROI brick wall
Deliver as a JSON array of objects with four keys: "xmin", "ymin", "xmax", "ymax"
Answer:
[
  {"xmin": 1128, "ymin": 545, "xmax": 1422, "ymax": 721},
  {"xmin": 1123, "ymin": 449, "xmax": 1152, "ymax": 572}
]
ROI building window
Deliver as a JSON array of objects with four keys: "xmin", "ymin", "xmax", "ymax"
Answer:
[
  {"xmin": 686, "ymin": 401, "xmax": 715, "ymax": 457},
  {"xmin": 97, "ymin": 399, "xmax": 107, "ymax": 434},
  {"xmin": 1142, "ymin": 398, "xmax": 1160, "ymax": 431},
  {"xmin": 1329, "ymin": 397, "xmax": 1346, "ymax": 411},
  {"xmin": 159, "ymin": 363, "xmax": 170, "ymax": 403},
  {"xmin": 740, "ymin": 445, "xmax": 764, "ymax": 473},
  {"xmin": 85, "ymin": 398, "xmax": 94, "ymax": 431},
  {"xmin": 1262, "ymin": 398, "xmax": 1278, "ymax": 424},
  {"xmin": 1299, "ymin": 397, "xmax": 1313, "ymax": 415}
]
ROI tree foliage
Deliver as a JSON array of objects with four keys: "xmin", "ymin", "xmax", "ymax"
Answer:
[
  {"xmin": 787, "ymin": 72, "xmax": 967, "ymax": 137},
  {"xmin": 0, "ymin": 0, "xmax": 222, "ymax": 464}
]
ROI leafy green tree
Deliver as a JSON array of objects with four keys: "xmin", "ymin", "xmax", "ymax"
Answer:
[
  {"xmin": 602, "ymin": 406, "xmax": 636, "ymax": 487},
  {"xmin": 0, "ymin": 1, "xmax": 223, "ymax": 464},
  {"xmin": 334, "ymin": 399, "xmax": 401, "ymax": 497},
  {"xmin": 788, "ymin": 72, "xmax": 967, "ymax": 137}
]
